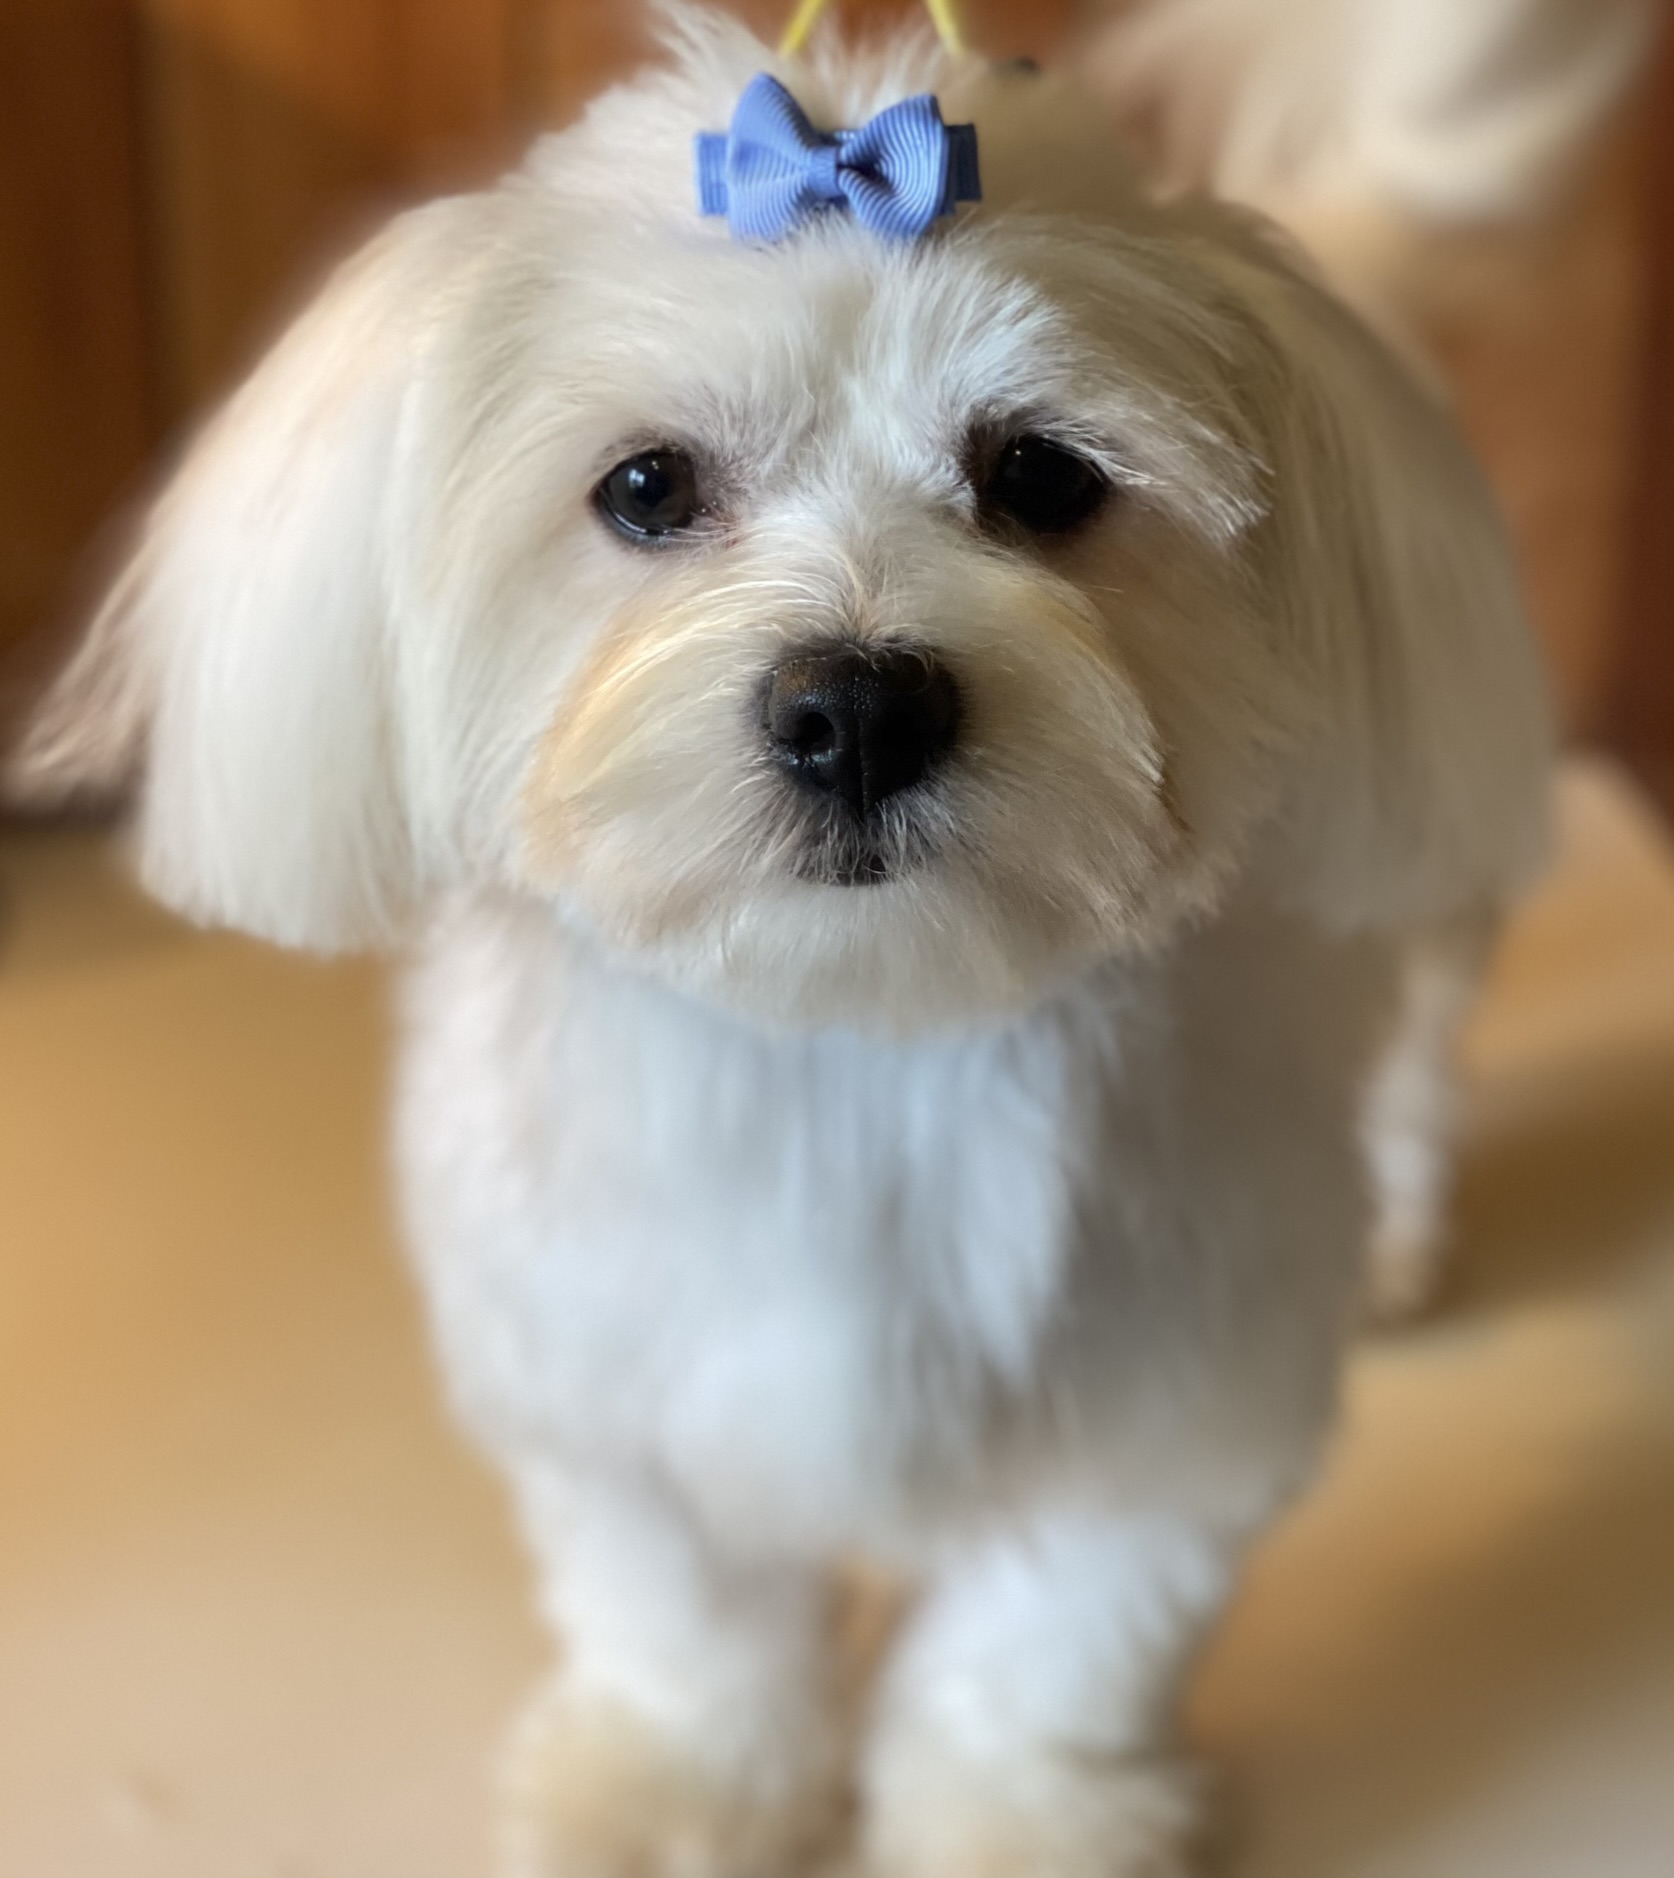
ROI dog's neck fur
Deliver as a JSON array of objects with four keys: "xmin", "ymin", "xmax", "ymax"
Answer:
[{"xmin": 397, "ymin": 876, "xmax": 1392, "ymax": 1563}]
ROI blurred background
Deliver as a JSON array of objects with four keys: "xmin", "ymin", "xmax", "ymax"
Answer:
[{"xmin": 0, "ymin": 4, "xmax": 1670, "ymax": 1876}]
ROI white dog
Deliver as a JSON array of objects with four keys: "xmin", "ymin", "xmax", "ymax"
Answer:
[{"xmin": 15, "ymin": 10, "xmax": 1549, "ymax": 1875}]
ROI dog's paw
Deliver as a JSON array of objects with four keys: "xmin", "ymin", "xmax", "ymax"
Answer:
[
  {"xmin": 500, "ymin": 1684, "xmax": 842, "ymax": 1878},
  {"xmin": 864, "ymin": 1742, "xmax": 1204, "ymax": 1878}
]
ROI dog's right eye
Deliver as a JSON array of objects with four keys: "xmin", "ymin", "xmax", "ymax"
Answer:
[
  {"xmin": 979, "ymin": 434, "xmax": 1108, "ymax": 536},
  {"xmin": 594, "ymin": 450, "xmax": 704, "ymax": 543}
]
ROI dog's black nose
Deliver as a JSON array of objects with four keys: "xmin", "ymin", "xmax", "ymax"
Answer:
[{"xmin": 765, "ymin": 645, "xmax": 959, "ymax": 819}]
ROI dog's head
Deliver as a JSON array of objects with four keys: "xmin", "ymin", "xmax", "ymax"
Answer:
[{"xmin": 14, "ymin": 11, "xmax": 1547, "ymax": 1030}]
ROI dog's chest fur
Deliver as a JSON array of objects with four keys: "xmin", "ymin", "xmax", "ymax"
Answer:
[{"xmin": 397, "ymin": 891, "xmax": 1389, "ymax": 1555}]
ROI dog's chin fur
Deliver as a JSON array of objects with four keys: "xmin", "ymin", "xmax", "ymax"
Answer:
[{"xmin": 8, "ymin": 6, "xmax": 1555, "ymax": 1874}]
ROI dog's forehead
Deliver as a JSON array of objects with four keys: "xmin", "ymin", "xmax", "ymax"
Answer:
[
  {"xmin": 648, "ymin": 231, "xmax": 1052, "ymax": 411},
  {"xmin": 528, "ymin": 211, "xmax": 1124, "ymax": 485},
  {"xmin": 493, "ymin": 48, "xmax": 1267, "ymax": 527},
  {"xmin": 509, "ymin": 43, "xmax": 1189, "ymax": 459}
]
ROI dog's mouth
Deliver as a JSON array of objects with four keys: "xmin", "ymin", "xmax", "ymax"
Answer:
[
  {"xmin": 787, "ymin": 791, "xmax": 945, "ymax": 888},
  {"xmin": 797, "ymin": 844, "xmax": 893, "ymax": 887}
]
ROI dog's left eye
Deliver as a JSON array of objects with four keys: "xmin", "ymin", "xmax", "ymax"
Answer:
[
  {"xmin": 594, "ymin": 450, "xmax": 704, "ymax": 543},
  {"xmin": 979, "ymin": 434, "xmax": 1108, "ymax": 536}
]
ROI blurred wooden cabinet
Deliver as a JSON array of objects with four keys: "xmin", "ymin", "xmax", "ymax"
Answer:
[
  {"xmin": 0, "ymin": 1, "xmax": 151, "ymax": 672},
  {"xmin": 0, "ymin": 0, "xmax": 1667, "ymax": 797}
]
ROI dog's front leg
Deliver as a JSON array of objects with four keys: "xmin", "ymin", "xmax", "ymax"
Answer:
[
  {"xmin": 500, "ymin": 1466, "xmax": 845, "ymax": 1878},
  {"xmin": 861, "ymin": 1510, "xmax": 1236, "ymax": 1878}
]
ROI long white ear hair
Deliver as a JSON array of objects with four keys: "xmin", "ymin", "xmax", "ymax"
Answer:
[
  {"xmin": 1214, "ymin": 232, "xmax": 1552, "ymax": 929},
  {"xmin": 10, "ymin": 197, "xmax": 483, "ymax": 950}
]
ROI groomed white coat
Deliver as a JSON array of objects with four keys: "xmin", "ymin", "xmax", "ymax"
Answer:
[{"xmin": 16, "ymin": 11, "xmax": 1551, "ymax": 1876}]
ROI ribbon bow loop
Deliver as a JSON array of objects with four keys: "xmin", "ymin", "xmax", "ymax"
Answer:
[{"xmin": 696, "ymin": 74, "xmax": 980, "ymax": 244}]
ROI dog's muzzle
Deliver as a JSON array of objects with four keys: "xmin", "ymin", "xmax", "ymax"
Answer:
[{"xmin": 764, "ymin": 643, "xmax": 959, "ymax": 825}]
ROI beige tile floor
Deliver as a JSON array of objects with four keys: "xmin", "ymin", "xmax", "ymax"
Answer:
[{"xmin": 1, "ymin": 760, "xmax": 1670, "ymax": 1878}]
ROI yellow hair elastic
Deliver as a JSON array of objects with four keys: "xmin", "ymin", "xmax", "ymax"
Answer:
[{"xmin": 779, "ymin": 0, "xmax": 967, "ymax": 60}]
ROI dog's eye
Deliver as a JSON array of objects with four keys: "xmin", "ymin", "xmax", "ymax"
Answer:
[
  {"xmin": 594, "ymin": 450, "xmax": 703, "ymax": 543},
  {"xmin": 980, "ymin": 434, "xmax": 1108, "ymax": 536}
]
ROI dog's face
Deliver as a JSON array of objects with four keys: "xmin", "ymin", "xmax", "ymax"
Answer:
[
  {"xmin": 478, "ymin": 209, "xmax": 1296, "ymax": 1027},
  {"xmin": 14, "ymin": 15, "xmax": 1547, "ymax": 1032}
]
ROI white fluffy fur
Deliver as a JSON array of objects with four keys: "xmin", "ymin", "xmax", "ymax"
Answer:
[
  {"xmin": 1086, "ymin": 0, "xmax": 1656, "ymax": 332},
  {"xmin": 1089, "ymin": 0, "xmax": 1655, "ymax": 223},
  {"xmin": 13, "ymin": 10, "xmax": 1551, "ymax": 1875}
]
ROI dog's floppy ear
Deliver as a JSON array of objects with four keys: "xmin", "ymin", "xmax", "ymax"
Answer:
[
  {"xmin": 1217, "ymin": 238, "xmax": 1552, "ymax": 930},
  {"xmin": 9, "ymin": 197, "xmax": 483, "ymax": 950}
]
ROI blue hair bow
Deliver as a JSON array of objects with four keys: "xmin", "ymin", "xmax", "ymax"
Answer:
[{"xmin": 696, "ymin": 73, "xmax": 980, "ymax": 244}]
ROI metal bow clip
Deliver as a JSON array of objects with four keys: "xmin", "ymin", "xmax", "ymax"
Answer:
[{"xmin": 695, "ymin": 73, "xmax": 981, "ymax": 244}]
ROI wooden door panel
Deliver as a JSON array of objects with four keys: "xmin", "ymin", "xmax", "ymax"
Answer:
[
  {"xmin": 0, "ymin": 1, "xmax": 152, "ymax": 664},
  {"xmin": 139, "ymin": 0, "xmax": 522, "ymax": 415},
  {"xmin": 1608, "ymin": 22, "xmax": 1674, "ymax": 816}
]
